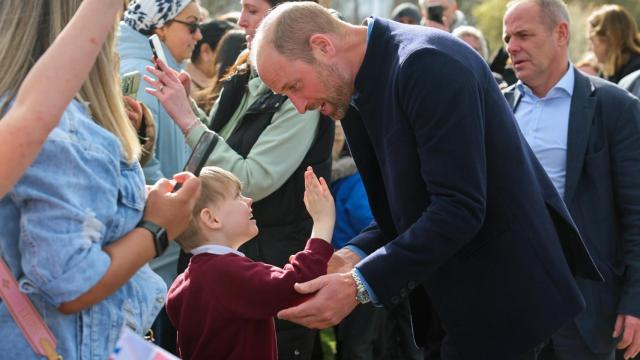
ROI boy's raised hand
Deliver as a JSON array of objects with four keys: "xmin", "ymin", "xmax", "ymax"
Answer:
[{"xmin": 304, "ymin": 167, "xmax": 335, "ymax": 243}]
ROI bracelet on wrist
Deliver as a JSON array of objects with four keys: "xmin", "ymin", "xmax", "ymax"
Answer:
[{"xmin": 183, "ymin": 118, "xmax": 199, "ymax": 135}]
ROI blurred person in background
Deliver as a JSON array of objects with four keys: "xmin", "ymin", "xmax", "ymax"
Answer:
[
  {"xmin": 195, "ymin": 29, "xmax": 247, "ymax": 113},
  {"xmin": 587, "ymin": 4, "xmax": 640, "ymax": 85},
  {"xmin": 145, "ymin": 0, "xmax": 333, "ymax": 358},
  {"xmin": 0, "ymin": 0, "xmax": 200, "ymax": 358},
  {"xmin": 588, "ymin": 4, "xmax": 640, "ymax": 101},
  {"xmin": 391, "ymin": 3, "xmax": 422, "ymax": 25},
  {"xmin": 186, "ymin": 19, "xmax": 236, "ymax": 95},
  {"xmin": 117, "ymin": 0, "xmax": 203, "ymax": 352},
  {"xmin": 575, "ymin": 52, "xmax": 600, "ymax": 76},
  {"xmin": 420, "ymin": 0, "xmax": 467, "ymax": 32}
]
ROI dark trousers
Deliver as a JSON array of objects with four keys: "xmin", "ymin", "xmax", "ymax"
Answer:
[
  {"xmin": 440, "ymin": 336, "xmax": 542, "ymax": 360},
  {"xmin": 551, "ymin": 322, "xmax": 614, "ymax": 360},
  {"xmin": 275, "ymin": 319, "xmax": 317, "ymax": 360},
  {"xmin": 335, "ymin": 303, "xmax": 385, "ymax": 360}
]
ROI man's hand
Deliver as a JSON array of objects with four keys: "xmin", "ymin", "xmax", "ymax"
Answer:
[
  {"xmin": 328, "ymin": 248, "xmax": 361, "ymax": 273},
  {"xmin": 614, "ymin": 314, "xmax": 640, "ymax": 359},
  {"xmin": 277, "ymin": 272, "xmax": 359, "ymax": 329}
]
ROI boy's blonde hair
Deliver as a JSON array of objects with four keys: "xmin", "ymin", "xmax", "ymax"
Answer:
[{"xmin": 176, "ymin": 166, "xmax": 242, "ymax": 251}]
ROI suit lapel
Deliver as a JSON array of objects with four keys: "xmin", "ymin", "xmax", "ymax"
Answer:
[
  {"xmin": 564, "ymin": 69, "xmax": 596, "ymax": 203},
  {"xmin": 504, "ymin": 85, "xmax": 523, "ymax": 111}
]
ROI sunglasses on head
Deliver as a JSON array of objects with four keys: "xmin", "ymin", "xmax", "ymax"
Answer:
[{"xmin": 170, "ymin": 19, "xmax": 200, "ymax": 34}]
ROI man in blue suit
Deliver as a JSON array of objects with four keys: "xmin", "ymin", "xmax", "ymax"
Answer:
[
  {"xmin": 251, "ymin": 2, "xmax": 602, "ymax": 359},
  {"xmin": 503, "ymin": 0, "xmax": 640, "ymax": 359}
]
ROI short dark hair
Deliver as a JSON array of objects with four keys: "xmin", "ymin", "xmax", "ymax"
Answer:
[{"xmin": 191, "ymin": 19, "xmax": 236, "ymax": 62}]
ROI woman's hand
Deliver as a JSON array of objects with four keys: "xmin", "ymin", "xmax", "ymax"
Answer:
[
  {"xmin": 143, "ymin": 172, "xmax": 201, "ymax": 240},
  {"xmin": 124, "ymin": 96, "xmax": 143, "ymax": 130},
  {"xmin": 144, "ymin": 58, "xmax": 198, "ymax": 133}
]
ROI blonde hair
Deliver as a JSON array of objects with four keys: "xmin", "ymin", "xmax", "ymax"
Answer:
[
  {"xmin": 588, "ymin": 4, "xmax": 640, "ymax": 78},
  {"xmin": 453, "ymin": 25, "xmax": 489, "ymax": 60},
  {"xmin": 0, "ymin": 1, "xmax": 140, "ymax": 162},
  {"xmin": 176, "ymin": 166, "xmax": 242, "ymax": 251}
]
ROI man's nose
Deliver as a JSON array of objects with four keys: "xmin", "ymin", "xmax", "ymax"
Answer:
[
  {"xmin": 505, "ymin": 39, "xmax": 519, "ymax": 55},
  {"xmin": 288, "ymin": 94, "xmax": 308, "ymax": 114}
]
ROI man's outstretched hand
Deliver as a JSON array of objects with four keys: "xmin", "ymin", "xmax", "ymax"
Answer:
[{"xmin": 277, "ymin": 272, "xmax": 359, "ymax": 329}]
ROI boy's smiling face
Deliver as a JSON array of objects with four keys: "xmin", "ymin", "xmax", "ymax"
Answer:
[{"xmin": 214, "ymin": 187, "xmax": 258, "ymax": 246}]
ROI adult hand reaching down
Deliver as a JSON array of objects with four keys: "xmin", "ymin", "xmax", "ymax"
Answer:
[{"xmin": 277, "ymin": 272, "xmax": 359, "ymax": 329}]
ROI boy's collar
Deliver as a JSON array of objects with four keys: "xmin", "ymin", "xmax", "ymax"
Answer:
[{"xmin": 190, "ymin": 244, "xmax": 245, "ymax": 257}]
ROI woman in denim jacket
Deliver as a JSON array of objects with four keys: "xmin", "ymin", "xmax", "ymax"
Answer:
[
  {"xmin": 0, "ymin": 0, "xmax": 119, "ymax": 197},
  {"xmin": 0, "ymin": 1, "xmax": 200, "ymax": 359}
]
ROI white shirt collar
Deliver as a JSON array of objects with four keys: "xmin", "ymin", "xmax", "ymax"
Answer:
[{"xmin": 190, "ymin": 244, "xmax": 245, "ymax": 257}]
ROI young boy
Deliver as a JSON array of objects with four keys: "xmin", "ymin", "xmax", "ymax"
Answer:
[{"xmin": 166, "ymin": 166, "xmax": 335, "ymax": 360}]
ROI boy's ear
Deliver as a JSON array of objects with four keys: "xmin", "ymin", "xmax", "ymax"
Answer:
[{"xmin": 199, "ymin": 208, "xmax": 223, "ymax": 230}]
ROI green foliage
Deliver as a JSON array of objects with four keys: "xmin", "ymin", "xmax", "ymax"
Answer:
[{"xmin": 472, "ymin": 0, "xmax": 509, "ymax": 56}]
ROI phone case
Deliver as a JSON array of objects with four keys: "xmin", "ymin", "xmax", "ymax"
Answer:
[{"xmin": 148, "ymin": 34, "xmax": 168, "ymax": 66}]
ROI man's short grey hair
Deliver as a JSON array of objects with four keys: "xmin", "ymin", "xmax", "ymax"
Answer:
[
  {"xmin": 506, "ymin": 0, "xmax": 570, "ymax": 30},
  {"xmin": 251, "ymin": 1, "xmax": 342, "ymax": 68},
  {"xmin": 452, "ymin": 25, "xmax": 489, "ymax": 60}
]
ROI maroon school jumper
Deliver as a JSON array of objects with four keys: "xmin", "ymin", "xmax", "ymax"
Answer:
[{"xmin": 166, "ymin": 238, "xmax": 333, "ymax": 360}]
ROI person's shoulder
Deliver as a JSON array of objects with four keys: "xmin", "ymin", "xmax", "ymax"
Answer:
[
  {"xmin": 582, "ymin": 72, "xmax": 638, "ymax": 103},
  {"xmin": 619, "ymin": 69, "xmax": 640, "ymax": 94},
  {"xmin": 116, "ymin": 21, "xmax": 153, "ymax": 63}
]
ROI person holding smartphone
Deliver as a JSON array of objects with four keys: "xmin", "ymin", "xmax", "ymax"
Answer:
[
  {"xmin": 144, "ymin": 1, "xmax": 334, "ymax": 358},
  {"xmin": 117, "ymin": 1, "xmax": 204, "ymax": 349},
  {"xmin": 0, "ymin": 1, "xmax": 201, "ymax": 359},
  {"xmin": 418, "ymin": 0, "xmax": 467, "ymax": 32}
]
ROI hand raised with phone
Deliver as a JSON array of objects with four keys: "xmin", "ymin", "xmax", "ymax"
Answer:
[
  {"xmin": 144, "ymin": 172, "xmax": 201, "ymax": 241},
  {"xmin": 144, "ymin": 57, "xmax": 197, "ymax": 134}
]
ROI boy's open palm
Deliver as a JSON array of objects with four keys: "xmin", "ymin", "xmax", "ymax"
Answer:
[{"xmin": 304, "ymin": 167, "xmax": 335, "ymax": 241}]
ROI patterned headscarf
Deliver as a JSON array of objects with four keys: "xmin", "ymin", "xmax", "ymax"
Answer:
[{"xmin": 124, "ymin": 0, "xmax": 192, "ymax": 33}]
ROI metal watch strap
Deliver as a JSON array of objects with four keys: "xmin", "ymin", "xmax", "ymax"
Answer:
[
  {"xmin": 136, "ymin": 220, "xmax": 169, "ymax": 258},
  {"xmin": 350, "ymin": 269, "xmax": 371, "ymax": 304}
]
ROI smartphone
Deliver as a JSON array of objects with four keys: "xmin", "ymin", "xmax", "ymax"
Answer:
[
  {"xmin": 148, "ymin": 34, "xmax": 168, "ymax": 68},
  {"xmin": 173, "ymin": 131, "xmax": 218, "ymax": 192},
  {"xmin": 427, "ymin": 5, "xmax": 444, "ymax": 25},
  {"xmin": 121, "ymin": 71, "xmax": 141, "ymax": 100}
]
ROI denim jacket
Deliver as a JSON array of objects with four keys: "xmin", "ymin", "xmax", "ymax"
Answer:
[{"xmin": 0, "ymin": 100, "xmax": 166, "ymax": 359}]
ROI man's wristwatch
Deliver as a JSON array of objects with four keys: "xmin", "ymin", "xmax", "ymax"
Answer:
[
  {"xmin": 351, "ymin": 269, "xmax": 371, "ymax": 304},
  {"xmin": 136, "ymin": 220, "xmax": 169, "ymax": 258}
]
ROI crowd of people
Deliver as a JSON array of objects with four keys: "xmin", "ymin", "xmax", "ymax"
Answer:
[{"xmin": 1, "ymin": 0, "xmax": 640, "ymax": 360}]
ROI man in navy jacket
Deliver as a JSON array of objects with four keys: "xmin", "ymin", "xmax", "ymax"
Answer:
[
  {"xmin": 503, "ymin": 0, "xmax": 640, "ymax": 359},
  {"xmin": 251, "ymin": 2, "xmax": 602, "ymax": 359}
]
